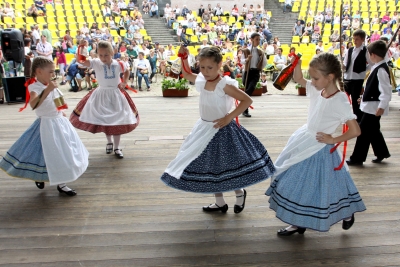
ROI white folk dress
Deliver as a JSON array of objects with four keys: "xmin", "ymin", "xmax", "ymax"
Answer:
[
  {"xmin": 0, "ymin": 81, "xmax": 89, "ymax": 185},
  {"xmin": 160, "ymin": 73, "xmax": 275, "ymax": 193},
  {"xmin": 70, "ymin": 59, "xmax": 139, "ymax": 135}
]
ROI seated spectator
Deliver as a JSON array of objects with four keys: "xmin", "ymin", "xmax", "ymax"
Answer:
[
  {"xmin": 383, "ymin": 28, "xmax": 393, "ymax": 40},
  {"xmin": 370, "ymin": 13, "xmax": 379, "ymax": 26},
  {"xmin": 316, "ymin": 41, "xmax": 324, "ymax": 52},
  {"xmin": 241, "ymin": 4, "xmax": 248, "ymax": 17},
  {"xmin": 255, "ymin": 4, "xmax": 263, "ymax": 20},
  {"xmin": 100, "ymin": 23, "xmax": 108, "ymax": 33},
  {"xmin": 325, "ymin": 4, "xmax": 332, "ymax": 14},
  {"xmin": 165, "ymin": 43, "xmax": 175, "ymax": 58},
  {"xmin": 330, "ymin": 30, "xmax": 340, "ymax": 42},
  {"xmin": 181, "ymin": 5, "xmax": 190, "ymax": 17},
  {"xmin": 118, "ymin": 0, "xmax": 127, "ymax": 10},
  {"xmin": 186, "ymin": 10, "xmax": 195, "ymax": 21},
  {"xmin": 112, "ymin": 4, "xmax": 121, "ymax": 17},
  {"xmin": 247, "ymin": 4, "xmax": 255, "ymax": 20},
  {"xmin": 136, "ymin": 15, "xmax": 145, "ymax": 29},
  {"xmin": 292, "ymin": 21, "xmax": 303, "ymax": 36},
  {"xmin": 134, "ymin": 52, "xmax": 151, "ymax": 91},
  {"xmin": 34, "ymin": 0, "xmax": 46, "ymax": 14},
  {"xmin": 84, "ymin": 32, "xmax": 92, "ymax": 44},
  {"xmin": 383, "ymin": 23, "xmax": 392, "ymax": 34},
  {"xmin": 283, "ymin": 0, "xmax": 292, "ymax": 13},
  {"xmin": 208, "ymin": 27, "xmax": 218, "ymax": 44},
  {"xmin": 108, "ymin": 16, "xmax": 119, "ymax": 31},
  {"xmin": 351, "ymin": 18, "xmax": 360, "ymax": 31},
  {"xmin": 133, "ymin": 29, "xmax": 143, "ymax": 44},
  {"xmin": 125, "ymin": 29, "xmax": 134, "ymax": 44},
  {"xmin": 370, "ymin": 30, "xmax": 381, "ymax": 42},
  {"xmin": 313, "ymin": 23, "xmax": 321, "ymax": 34},
  {"xmin": 353, "ymin": 10, "xmax": 361, "ymax": 20},
  {"xmin": 327, "ymin": 41, "xmax": 339, "ymax": 54},
  {"xmin": 381, "ymin": 12, "xmax": 390, "ymax": 25},
  {"xmin": 150, "ymin": 2, "xmax": 158, "ymax": 17},
  {"xmin": 341, "ymin": 15, "xmax": 351, "ymax": 32},
  {"xmin": 27, "ymin": 4, "xmax": 39, "ymax": 18},
  {"xmin": 200, "ymin": 39, "xmax": 209, "ymax": 49},
  {"xmin": 302, "ymin": 22, "xmax": 313, "ymax": 36},
  {"xmin": 173, "ymin": 4, "xmax": 180, "ymax": 18},
  {"xmin": 202, "ymin": 10, "xmax": 211, "ymax": 23},
  {"xmin": 66, "ymin": 59, "xmax": 84, "ymax": 91},
  {"xmin": 90, "ymin": 23, "xmax": 99, "ymax": 33},
  {"xmin": 274, "ymin": 48, "xmax": 287, "ymax": 70},
  {"xmin": 314, "ymin": 12, "xmax": 324, "ymax": 24},
  {"xmin": 75, "ymin": 30, "xmax": 84, "ymax": 42},
  {"xmin": 180, "ymin": 27, "xmax": 190, "ymax": 45},
  {"xmin": 324, "ymin": 12, "xmax": 332, "ymax": 24},
  {"xmin": 80, "ymin": 23, "xmax": 90, "ymax": 35},
  {"xmin": 119, "ymin": 42, "xmax": 127, "ymax": 53},
  {"xmin": 66, "ymin": 41, "xmax": 77, "ymax": 54},
  {"xmin": 287, "ymin": 47, "xmax": 296, "ymax": 62},
  {"xmin": 311, "ymin": 30, "xmax": 320, "ymax": 44},
  {"xmin": 214, "ymin": 3, "xmax": 223, "ymax": 16},
  {"xmin": 132, "ymin": 7, "xmax": 142, "ymax": 19},
  {"xmin": 102, "ymin": 29, "xmax": 112, "ymax": 41},
  {"xmin": 164, "ymin": 3, "xmax": 172, "ymax": 23},
  {"xmin": 273, "ymin": 37, "xmax": 281, "ymax": 47},
  {"xmin": 231, "ymin": 4, "xmax": 239, "ymax": 20},
  {"xmin": 214, "ymin": 36, "xmax": 223, "ymax": 47},
  {"xmin": 333, "ymin": 13, "xmax": 341, "ymax": 25},
  {"xmin": 390, "ymin": 11, "xmax": 398, "ymax": 27},
  {"xmin": 343, "ymin": 1, "xmax": 349, "ymax": 12},
  {"xmin": 102, "ymin": 3, "xmax": 111, "ymax": 17},
  {"xmin": 315, "ymin": 48, "xmax": 322, "ymax": 56},
  {"xmin": 142, "ymin": 0, "xmax": 150, "ymax": 14},
  {"xmin": 198, "ymin": 4, "xmax": 205, "ymax": 18}
]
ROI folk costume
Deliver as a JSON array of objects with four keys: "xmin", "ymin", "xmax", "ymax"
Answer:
[
  {"xmin": 242, "ymin": 46, "xmax": 267, "ymax": 116},
  {"xmin": 266, "ymin": 81, "xmax": 366, "ymax": 232},
  {"xmin": 349, "ymin": 60, "xmax": 391, "ymax": 163},
  {"xmin": 70, "ymin": 59, "xmax": 139, "ymax": 135},
  {"xmin": 161, "ymin": 73, "xmax": 275, "ymax": 193},
  {"xmin": 0, "ymin": 80, "xmax": 89, "ymax": 186},
  {"xmin": 343, "ymin": 45, "xmax": 373, "ymax": 122}
]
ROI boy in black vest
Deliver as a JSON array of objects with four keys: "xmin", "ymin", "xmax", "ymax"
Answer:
[
  {"xmin": 343, "ymin": 30, "xmax": 373, "ymax": 122},
  {"xmin": 347, "ymin": 40, "xmax": 391, "ymax": 165}
]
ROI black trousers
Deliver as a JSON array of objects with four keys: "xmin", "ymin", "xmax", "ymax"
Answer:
[
  {"xmin": 242, "ymin": 69, "xmax": 260, "ymax": 112},
  {"xmin": 344, "ymin": 79, "xmax": 364, "ymax": 122},
  {"xmin": 350, "ymin": 112, "xmax": 390, "ymax": 162}
]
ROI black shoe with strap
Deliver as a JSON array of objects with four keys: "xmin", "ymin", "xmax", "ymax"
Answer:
[
  {"xmin": 234, "ymin": 189, "xmax": 247, "ymax": 214},
  {"xmin": 35, "ymin": 182, "xmax": 45, "ymax": 189},
  {"xmin": 277, "ymin": 227, "xmax": 306, "ymax": 236},
  {"xmin": 203, "ymin": 203, "xmax": 228, "ymax": 213},
  {"xmin": 106, "ymin": 143, "xmax": 113, "ymax": 154},
  {"xmin": 342, "ymin": 214, "xmax": 355, "ymax": 230},
  {"xmin": 114, "ymin": 149, "xmax": 124, "ymax": 159},
  {"xmin": 57, "ymin": 185, "xmax": 77, "ymax": 196}
]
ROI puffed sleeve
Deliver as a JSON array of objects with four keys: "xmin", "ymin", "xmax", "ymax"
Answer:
[
  {"xmin": 334, "ymin": 92, "xmax": 357, "ymax": 124},
  {"xmin": 195, "ymin": 73, "xmax": 207, "ymax": 92},
  {"xmin": 306, "ymin": 80, "xmax": 319, "ymax": 99},
  {"xmin": 28, "ymin": 82, "xmax": 44, "ymax": 95},
  {"xmin": 215, "ymin": 76, "xmax": 239, "ymax": 97}
]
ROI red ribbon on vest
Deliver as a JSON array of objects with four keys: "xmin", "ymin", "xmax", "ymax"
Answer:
[
  {"xmin": 19, "ymin": 78, "xmax": 37, "ymax": 112},
  {"xmin": 329, "ymin": 93, "xmax": 352, "ymax": 171}
]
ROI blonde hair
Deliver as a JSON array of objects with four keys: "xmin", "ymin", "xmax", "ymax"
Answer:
[
  {"xmin": 97, "ymin": 40, "xmax": 114, "ymax": 54},
  {"xmin": 309, "ymin": 52, "xmax": 344, "ymax": 91},
  {"xmin": 30, "ymin": 56, "xmax": 54, "ymax": 78}
]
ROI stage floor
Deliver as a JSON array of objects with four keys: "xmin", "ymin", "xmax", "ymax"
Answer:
[{"xmin": 0, "ymin": 93, "xmax": 399, "ymax": 266}]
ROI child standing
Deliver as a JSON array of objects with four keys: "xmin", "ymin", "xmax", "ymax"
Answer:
[
  {"xmin": 161, "ymin": 46, "xmax": 275, "ymax": 213},
  {"xmin": 347, "ymin": 40, "xmax": 391, "ymax": 165},
  {"xmin": 56, "ymin": 46, "xmax": 67, "ymax": 85},
  {"xmin": 0, "ymin": 57, "xmax": 89, "ymax": 196},
  {"xmin": 70, "ymin": 41, "xmax": 139, "ymax": 159},
  {"xmin": 266, "ymin": 53, "xmax": 366, "ymax": 235},
  {"xmin": 260, "ymin": 73, "xmax": 268, "ymax": 94}
]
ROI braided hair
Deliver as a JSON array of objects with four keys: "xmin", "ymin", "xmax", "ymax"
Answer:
[
  {"xmin": 197, "ymin": 46, "xmax": 223, "ymax": 64},
  {"xmin": 30, "ymin": 56, "xmax": 54, "ymax": 78},
  {"xmin": 309, "ymin": 52, "xmax": 344, "ymax": 92}
]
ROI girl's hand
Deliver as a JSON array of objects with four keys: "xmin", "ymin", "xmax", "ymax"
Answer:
[
  {"xmin": 213, "ymin": 115, "xmax": 232, "ymax": 129},
  {"xmin": 62, "ymin": 111, "xmax": 67, "ymax": 117},
  {"xmin": 118, "ymin": 82, "xmax": 127, "ymax": 90},
  {"xmin": 316, "ymin": 132, "xmax": 335, "ymax": 144},
  {"xmin": 47, "ymin": 81, "xmax": 57, "ymax": 91},
  {"xmin": 178, "ymin": 45, "xmax": 189, "ymax": 55}
]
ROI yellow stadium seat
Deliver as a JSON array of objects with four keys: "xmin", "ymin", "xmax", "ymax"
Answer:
[
  {"xmin": 140, "ymin": 29, "xmax": 147, "ymax": 36},
  {"xmin": 26, "ymin": 17, "xmax": 36, "ymax": 24},
  {"xmin": 144, "ymin": 36, "xmax": 152, "ymax": 42},
  {"xmin": 110, "ymin": 30, "xmax": 119, "ymax": 36},
  {"xmin": 120, "ymin": 29, "xmax": 127, "ymax": 36},
  {"xmin": 36, "ymin": 17, "xmax": 46, "ymax": 25},
  {"xmin": 190, "ymin": 35, "xmax": 199, "ymax": 43},
  {"xmin": 292, "ymin": 36, "xmax": 300, "ymax": 43},
  {"xmin": 65, "ymin": 53, "xmax": 75, "ymax": 64}
]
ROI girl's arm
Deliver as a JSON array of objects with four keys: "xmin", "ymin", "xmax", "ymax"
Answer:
[
  {"xmin": 178, "ymin": 45, "xmax": 197, "ymax": 83},
  {"xmin": 316, "ymin": 119, "xmax": 361, "ymax": 144},
  {"xmin": 118, "ymin": 68, "xmax": 130, "ymax": 89},
  {"xmin": 213, "ymin": 84, "xmax": 253, "ymax": 129},
  {"xmin": 292, "ymin": 57, "xmax": 307, "ymax": 88},
  {"xmin": 29, "ymin": 81, "xmax": 57, "ymax": 109},
  {"xmin": 79, "ymin": 58, "xmax": 91, "ymax": 67}
]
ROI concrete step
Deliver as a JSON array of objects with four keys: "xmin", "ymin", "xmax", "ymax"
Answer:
[{"xmin": 265, "ymin": 0, "xmax": 298, "ymax": 44}]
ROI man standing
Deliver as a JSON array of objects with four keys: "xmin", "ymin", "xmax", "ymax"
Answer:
[
  {"xmin": 41, "ymin": 24, "xmax": 52, "ymax": 45},
  {"xmin": 242, "ymin": 33, "xmax": 267, "ymax": 117},
  {"xmin": 32, "ymin": 25, "xmax": 41, "ymax": 45},
  {"xmin": 36, "ymin": 35, "xmax": 53, "ymax": 60}
]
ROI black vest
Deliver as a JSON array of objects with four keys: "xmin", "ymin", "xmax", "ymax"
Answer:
[
  {"xmin": 346, "ymin": 46, "xmax": 367, "ymax": 73},
  {"xmin": 363, "ymin": 63, "xmax": 390, "ymax": 102}
]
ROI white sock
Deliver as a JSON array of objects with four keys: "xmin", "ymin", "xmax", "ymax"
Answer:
[
  {"xmin": 285, "ymin": 225, "xmax": 298, "ymax": 231},
  {"xmin": 344, "ymin": 216, "xmax": 352, "ymax": 221},
  {"xmin": 106, "ymin": 135, "xmax": 112, "ymax": 143},
  {"xmin": 58, "ymin": 183, "xmax": 73, "ymax": 192},
  {"xmin": 235, "ymin": 189, "xmax": 245, "ymax": 206},
  {"xmin": 113, "ymin": 135, "xmax": 121, "ymax": 150},
  {"xmin": 215, "ymin": 196, "xmax": 226, "ymax": 207}
]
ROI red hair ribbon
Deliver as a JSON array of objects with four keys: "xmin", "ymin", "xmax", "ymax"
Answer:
[
  {"xmin": 19, "ymin": 78, "xmax": 37, "ymax": 112},
  {"xmin": 329, "ymin": 93, "xmax": 352, "ymax": 171},
  {"xmin": 276, "ymin": 52, "xmax": 300, "ymax": 84}
]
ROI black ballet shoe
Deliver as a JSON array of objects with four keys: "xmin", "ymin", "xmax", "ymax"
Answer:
[
  {"xmin": 277, "ymin": 227, "xmax": 306, "ymax": 236},
  {"xmin": 35, "ymin": 182, "xmax": 45, "ymax": 189},
  {"xmin": 242, "ymin": 111, "xmax": 251, "ymax": 117},
  {"xmin": 234, "ymin": 189, "xmax": 247, "ymax": 214},
  {"xmin": 57, "ymin": 185, "xmax": 77, "ymax": 196},
  {"xmin": 114, "ymin": 149, "xmax": 124, "ymax": 159},
  {"xmin": 371, "ymin": 154, "xmax": 390, "ymax": 163},
  {"xmin": 106, "ymin": 143, "xmax": 113, "ymax": 154},
  {"xmin": 342, "ymin": 214, "xmax": 355, "ymax": 230},
  {"xmin": 202, "ymin": 203, "xmax": 228, "ymax": 213}
]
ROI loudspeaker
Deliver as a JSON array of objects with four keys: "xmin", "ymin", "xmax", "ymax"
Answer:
[
  {"xmin": 1, "ymin": 29, "xmax": 24, "ymax": 63},
  {"xmin": 2, "ymin": 77, "xmax": 26, "ymax": 103}
]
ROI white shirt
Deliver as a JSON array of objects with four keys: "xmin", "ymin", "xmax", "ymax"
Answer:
[
  {"xmin": 285, "ymin": 0, "xmax": 292, "ymax": 5},
  {"xmin": 32, "ymin": 30, "xmax": 40, "ymax": 44},
  {"xmin": 343, "ymin": 45, "xmax": 373, "ymax": 80},
  {"xmin": 37, "ymin": 41, "xmax": 53, "ymax": 60},
  {"xmin": 274, "ymin": 54, "xmax": 287, "ymax": 65},
  {"xmin": 316, "ymin": 45, "xmax": 324, "ymax": 52},
  {"xmin": 249, "ymin": 48, "xmax": 267, "ymax": 69},
  {"xmin": 360, "ymin": 60, "xmax": 392, "ymax": 116},
  {"xmin": 118, "ymin": 1, "xmax": 127, "ymax": 8}
]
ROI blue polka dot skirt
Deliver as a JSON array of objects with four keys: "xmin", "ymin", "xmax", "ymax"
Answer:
[
  {"xmin": 266, "ymin": 145, "xmax": 366, "ymax": 232},
  {"xmin": 0, "ymin": 119, "xmax": 49, "ymax": 182},
  {"xmin": 161, "ymin": 121, "xmax": 275, "ymax": 193}
]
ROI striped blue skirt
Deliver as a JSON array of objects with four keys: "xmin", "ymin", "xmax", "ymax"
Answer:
[
  {"xmin": 161, "ymin": 121, "xmax": 275, "ymax": 193},
  {"xmin": 266, "ymin": 145, "xmax": 366, "ymax": 232},
  {"xmin": 0, "ymin": 119, "xmax": 49, "ymax": 182}
]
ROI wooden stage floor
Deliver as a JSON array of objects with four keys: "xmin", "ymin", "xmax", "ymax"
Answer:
[{"xmin": 0, "ymin": 93, "xmax": 399, "ymax": 266}]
